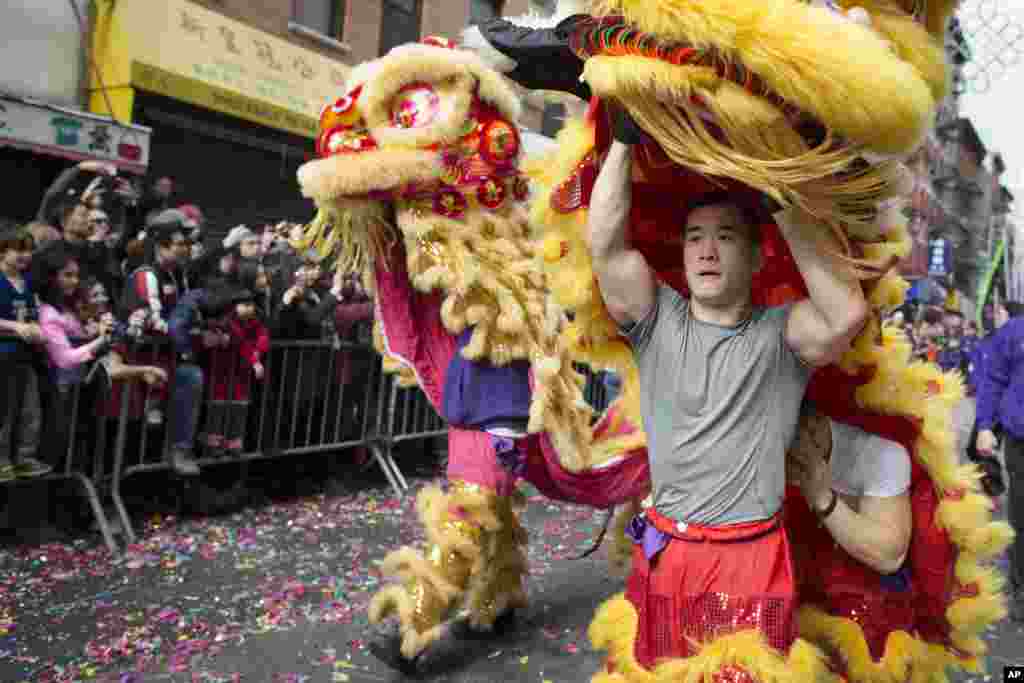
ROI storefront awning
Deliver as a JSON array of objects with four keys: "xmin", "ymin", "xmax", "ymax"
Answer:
[
  {"xmin": 0, "ymin": 95, "xmax": 152, "ymax": 174},
  {"xmin": 90, "ymin": 0, "xmax": 350, "ymax": 140}
]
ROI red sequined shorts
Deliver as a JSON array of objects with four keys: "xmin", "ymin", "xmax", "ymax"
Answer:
[{"xmin": 625, "ymin": 508, "xmax": 797, "ymax": 670}]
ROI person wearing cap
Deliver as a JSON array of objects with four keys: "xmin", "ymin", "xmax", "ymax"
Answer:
[
  {"xmin": 223, "ymin": 225, "xmax": 264, "ymax": 262},
  {"xmin": 116, "ymin": 216, "xmax": 194, "ymax": 473}
]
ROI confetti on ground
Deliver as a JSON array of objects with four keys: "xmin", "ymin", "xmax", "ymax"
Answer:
[
  {"xmin": 0, "ymin": 474, "xmax": 617, "ymax": 682},
  {"xmin": 6, "ymin": 472, "xmax": 1018, "ymax": 682}
]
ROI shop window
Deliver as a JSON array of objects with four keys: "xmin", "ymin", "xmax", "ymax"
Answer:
[
  {"xmin": 380, "ymin": 0, "xmax": 422, "ymax": 55},
  {"xmin": 292, "ymin": 0, "xmax": 346, "ymax": 39}
]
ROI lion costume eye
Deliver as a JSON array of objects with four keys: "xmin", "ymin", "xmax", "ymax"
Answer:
[{"xmin": 391, "ymin": 83, "xmax": 441, "ymax": 129}]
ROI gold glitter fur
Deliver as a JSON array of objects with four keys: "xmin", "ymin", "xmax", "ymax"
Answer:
[{"xmin": 368, "ymin": 481, "xmax": 529, "ymax": 658}]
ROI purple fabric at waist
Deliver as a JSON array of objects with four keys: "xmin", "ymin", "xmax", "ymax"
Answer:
[
  {"xmin": 625, "ymin": 514, "xmax": 670, "ymax": 561},
  {"xmin": 441, "ymin": 327, "xmax": 531, "ymax": 431}
]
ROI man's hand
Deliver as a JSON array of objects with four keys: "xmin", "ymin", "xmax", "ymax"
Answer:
[
  {"xmin": 79, "ymin": 161, "xmax": 116, "ymax": 176},
  {"xmin": 787, "ymin": 412, "xmax": 834, "ymax": 511},
  {"xmin": 80, "ymin": 177, "xmax": 107, "ymax": 210},
  {"xmin": 142, "ymin": 368, "xmax": 168, "ymax": 386},
  {"xmin": 14, "ymin": 322, "xmax": 42, "ymax": 344},
  {"xmin": 330, "ymin": 268, "xmax": 346, "ymax": 298},
  {"xmin": 789, "ymin": 445, "xmax": 834, "ymax": 512},
  {"xmin": 977, "ymin": 429, "xmax": 998, "ymax": 456},
  {"xmin": 283, "ymin": 285, "xmax": 304, "ymax": 307}
]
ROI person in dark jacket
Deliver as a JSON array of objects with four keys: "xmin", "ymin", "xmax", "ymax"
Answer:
[
  {"xmin": 975, "ymin": 300, "xmax": 1024, "ymax": 621},
  {"xmin": 263, "ymin": 257, "xmax": 344, "ymax": 450}
]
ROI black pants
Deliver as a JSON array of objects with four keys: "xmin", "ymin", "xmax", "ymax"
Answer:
[{"xmin": 1006, "ymin": 434, "xmax": 1024, "ymax": 593}]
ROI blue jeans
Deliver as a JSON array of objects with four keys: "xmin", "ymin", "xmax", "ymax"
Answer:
[
  {"xmin": 167, "ymin": 364, "xmax": 204, "ymax": 451},
  {"xmin": 603, "ymin": 371, "xmax": 622, "ymax": 404}
]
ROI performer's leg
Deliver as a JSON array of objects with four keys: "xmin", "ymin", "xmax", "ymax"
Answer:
[
  {"xmin": 464, "ymin": 487, "xmax": 529, "ymax": 630},
  {"xmin": 1005, "ymin": 435, "xmax": 1024, "ymax": 619},
  {"xmin": 369, "ymin": 427, "xmax": 523, "ymax": 664}
]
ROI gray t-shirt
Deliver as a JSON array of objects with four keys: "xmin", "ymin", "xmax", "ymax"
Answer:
[{"xmin": 625, "ymin": 284, "xmax": 812, "ymax": 525}]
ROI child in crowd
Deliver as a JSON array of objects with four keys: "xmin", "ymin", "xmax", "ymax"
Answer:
[
  {"xmin": 0, "ymin": 226, "xmax": 50, "ymax": 480},
  {"xmin": 236, "ymin": 261, "xmax": 273, "ymax": 320},
  {"xmin": 205, "ymin": 287, "xmax": 269, "ymax": 456}
]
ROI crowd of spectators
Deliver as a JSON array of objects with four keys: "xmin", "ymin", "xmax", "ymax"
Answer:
[
  {"xmin": 1, "ymin": 161, "xmax": 375, "ymax": 489},
  {"xmin": 883, "ymin": 300, "xmax": 1011, "ymax": 497}
]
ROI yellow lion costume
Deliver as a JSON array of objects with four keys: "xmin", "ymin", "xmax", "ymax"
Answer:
[
  {"xmin": 295, "ymin": 34, "xmax": 651, "ymax": 675},
  {"xmin": 467, "ymin": 1, "xmax": 1011, "ymax": 682}
]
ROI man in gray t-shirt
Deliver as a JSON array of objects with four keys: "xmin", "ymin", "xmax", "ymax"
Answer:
[
  {"xmin": 626, "ymin": 286, "xmax": 810, "ymax": 526},
  {"xmin": 586, "ymin": 106, "xmax": 869, "ymax": 671}
]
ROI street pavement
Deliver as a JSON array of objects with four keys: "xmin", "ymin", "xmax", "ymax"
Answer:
[{"xmin": 0, "ymin": 458, "xmax": 1021, "ymax": 683}]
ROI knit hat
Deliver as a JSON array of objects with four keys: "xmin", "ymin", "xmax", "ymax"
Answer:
[
  {"xmin": 223, "ymin": 225, "xmax": 258, "ymax": 251},
  {"xmin": 147, "ymin": 208, "xmax": 191, "ymax": 230},
  {"xmin": 176, "ymin": 205, "xmax": 203, "ymax": 227}
]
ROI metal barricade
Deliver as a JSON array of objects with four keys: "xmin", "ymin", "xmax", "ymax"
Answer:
[
  {"xmin": 108, "ymin": 337, "xmax": 416, "ymax": 543},
  {"xmin": 1, "ymin": 354, "xmax": 121, "ymax": 554},
  {"xmin": 106, "ymin": 334, "xmax": 618, "ymax": 548}
]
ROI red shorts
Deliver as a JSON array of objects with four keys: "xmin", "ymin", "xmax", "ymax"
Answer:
[{"xmin": 625, "ymin": 508, "xmax": 797, "ymax": 669}]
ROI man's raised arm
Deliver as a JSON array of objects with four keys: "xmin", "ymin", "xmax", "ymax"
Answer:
[
  {"xmin": 588, "ymin": 107, "xmax": 656, "ymax": 326},
  {"xmin": 777, "ymin": 207, "xmax": 869, "ymax": 367}
]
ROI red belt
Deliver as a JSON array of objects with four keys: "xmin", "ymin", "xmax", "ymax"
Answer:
[{"xmin": 645, "ymin": 507, "xmax": 782, "ymax": 543}]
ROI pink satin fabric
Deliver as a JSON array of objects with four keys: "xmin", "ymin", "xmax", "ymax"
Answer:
[{"xmin": 372, "ymin": 245, "xmax": 651, "ymax": 505}]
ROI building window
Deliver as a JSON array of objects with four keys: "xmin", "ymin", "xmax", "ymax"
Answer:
[
  {"xmin": 292, "ymin": 0, "xmax": 346, "ymax": 39},
  {"xmin": 469, "ymin": 0, "xmax": 505, "ymax": 25},
  {"xmin": 380, "ymin": 0, "xmax": 422, "ymax": 55}
]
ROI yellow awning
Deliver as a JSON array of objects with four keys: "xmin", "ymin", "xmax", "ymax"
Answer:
[{"xmin": 90, "ymin": 0, "xmax": 350, "ymax": 139}]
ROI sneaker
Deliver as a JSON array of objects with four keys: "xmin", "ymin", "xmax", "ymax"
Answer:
[
  {"xmin": 224, "ymin": 438, "xmax": 243, "ymax": 455},
  {"xmin": 0, "ymin": 463, "xmax": 16, "ymax": 483},
  {"xmin": 367, "ymin": 622, "xmax": 420, "ymax": 676},
  {"xmin": 476, "ymin": 14, "xmax": 592, "ymax": 100},
  {"xmin": 167, "ymin": 448, "xmax": 200, "ymax": 477},
  {"xmin": 147, "ymin": 409, "xmax": 164, "ymax": 427},
  {"xmin": 14, "ymin": 457, "xmax": 53, "ymax": 478}
]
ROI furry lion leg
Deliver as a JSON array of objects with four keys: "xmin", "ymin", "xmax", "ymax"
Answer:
[
  {"xmin": 368, "ymin": 481, "xmax": 502, "ymax": 659},
  {"xmin": 465, "ymin": 491, "xmax": 530, "ymax": 630}
]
